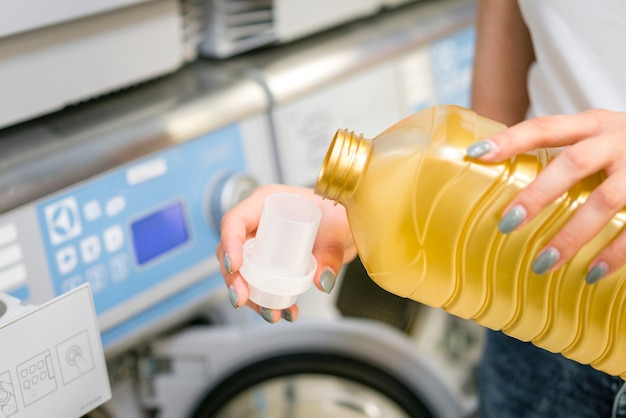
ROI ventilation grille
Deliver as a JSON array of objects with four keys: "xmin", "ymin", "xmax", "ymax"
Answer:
[
  {"xmin": 199, "ymin": 0, "xmax": 277, "ymax": 58},
  {"xmin": 180, "ymin": 0, "xmax": 204, "ymax": 62}
]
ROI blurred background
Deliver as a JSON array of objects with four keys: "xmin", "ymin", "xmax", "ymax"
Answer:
[{"xmin": 0, "ymin": 1, "xmax": 483, "ymax": 417}]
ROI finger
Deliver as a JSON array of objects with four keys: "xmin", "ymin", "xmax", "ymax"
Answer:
[
  {"xmin": 586, "ymin": 230, "xmax": 626, "ymax": 284},
  {"xmin": 243, "ymin": 300, "xmax": 299, "ymax": 323},
  {"xmin": 219, "ymin": 192, "xmax": 266, "ymax": 273},
  {"xmin": 532, "ymin": 166, "xmax": 626, "ymax": 274},
  {"xmin": 467, "ymin": 111, "xmax": 601, "ymax": 162},
  {"xmin": 216, "ymin": 242, "xmax": 251, "ymax": 308},
  {"xmin": 499, "ymin": 136, "xmax": 616, "ymax": 231},
  {"xmin": 281, "ymin": 305, "xmax": 299, "ymax": 322}
]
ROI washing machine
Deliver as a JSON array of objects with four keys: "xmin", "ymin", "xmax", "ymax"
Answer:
[
  {"xmin": 0, "ymin": 59, "xmax": 276, "ymax": 417},
  {"xmin": 0, "ymin": 2, "xmax": 481, "ymax": 417}
]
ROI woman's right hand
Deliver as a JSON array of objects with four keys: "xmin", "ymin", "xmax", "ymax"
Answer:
[{"xmin": 216, "ymin": 184, "xmax": 356, "ymax": 323}]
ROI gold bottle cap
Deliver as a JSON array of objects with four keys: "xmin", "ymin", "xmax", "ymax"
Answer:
[{"xmin": 314, "ymin": 129, "xmax": 372, "ymax": 203}]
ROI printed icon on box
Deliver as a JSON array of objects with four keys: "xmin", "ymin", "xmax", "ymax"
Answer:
[
  {"xmin": 103, "ymin": 225, "xmax": 124, "ymax": 253},
  {"xmin": 56, "ymin": 330, "xmax": 94, "ymax": 385},
  {"xmin": 55, "ymin": 246, "xmax": 78, "ymax": 275},
  {"xmin": 16, "ymin": 350, "xmax": 57, "ymax": 406},
  {"xmin": 80, "ymin": 235, "xmax": 101, "ymax": 264},
  {"xmin": 0, "ymin": 371, "xmax": 18, "ymax": 417},
  {"xmin": 45, "ymin": 197, "xmax": 82, "ymax": 245},
  {"xmin": 83, "ymin": 200, "xmax": 102, "ymax": 222}
]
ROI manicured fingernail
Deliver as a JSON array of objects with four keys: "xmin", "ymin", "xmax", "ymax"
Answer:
[
  {"xmin": 228, "ymin": 286, "xmax": 239, "ymax": 309},
  {"xmin": 498, "ymin": 205, "xmax": 527, "ymax": 234},
  {"xmin": 223, "ymin": 253, "xmax": 232, "ymax": 274},
  {"xmin": 532, "ymin": 247, "xmax": 560, "ymax": 275},
  {"xmin": 282, "ymin": 309, "xmax": 294, "ymax": 322},
  {"xmin": 586, "ymin": 262, "xmax": 608, "ymax": 285},
  {"xmin": 260, "ymin": 307, "xmax": 274, "ymax": 324},
  {"xmin": 466, "ymin": 139, "xmax": 498, "ymax": 158},
  {"xmin": 320, "ymin": 269, "xmax": 336, "ymax": 294}
]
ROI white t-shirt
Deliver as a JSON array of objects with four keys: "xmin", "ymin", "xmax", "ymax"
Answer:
[{"xmin": 517, "ymin": 1, "xmax": 626, "ymax": 117}]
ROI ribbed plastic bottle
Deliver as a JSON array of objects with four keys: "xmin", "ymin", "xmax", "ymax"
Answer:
[{"xmin": 314, "ymin": 104, "xmax": 626, "ymax": 378}]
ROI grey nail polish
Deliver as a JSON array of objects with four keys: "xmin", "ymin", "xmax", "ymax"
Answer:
[
  {"xmin": 223, "ymin": 253, "xmax": 232, "ymax": 274},
  {"xmin": 532, "ymin": 247, "xmax": 560, "ymax": 275},
  {"xmin": 260, "ymin": 307, "xmax": 274, "ymax": 323},
  {"xmin": 228, "ymin": 286, "xmax": 239, "ymax": 309},
  {"xmin": 282, "ymin": 309, "xmax": 294, "ymax": 322},
  {"xmin": 320, "ymin": 269, "xmax": 336, "ymax": 294},
  {"xmin": 586, "ymin": 263, "xmax": 608, "ymax": 285},
  {"xmin": 498, "ymin": 205, "xmax": 527, "ymax": 234},
  {"xmin": 466, "ymin": 140, "xmax": 493, "ymax": 158}
]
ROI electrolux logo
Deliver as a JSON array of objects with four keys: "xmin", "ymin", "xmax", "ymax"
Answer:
[{"xmin": 44, "ymin": 197, "xmax": 83, "ymax": 245}]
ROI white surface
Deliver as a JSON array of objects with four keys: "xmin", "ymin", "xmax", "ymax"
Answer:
[
  {"xmin": 0, "ymin": 0, "xmax": 151, "ymax": 38},
  {"xmin": 272, "ymin": 61, "xmax": 403, "ymax": 186},
  {"xmin": 0, "ymin": 0, "xmax": 186, "ymax": 129},
  {"xmin": 274, "ymin": 0, "xmax": 380, "ymax": 41},
  {"xmin": 0, "ymin": 285, "xmax": 110, "ymax": 418}
]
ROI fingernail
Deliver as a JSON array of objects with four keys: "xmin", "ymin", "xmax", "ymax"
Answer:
[
  {"xmin": 532, "ymin": 247, "xmax": 560, "ymax": 275},
  {"xmin": 585, "ymin": 262, "xmax": 608, "ymax": 285},
  {"xmin": 223, "ymin": 253, "xmax": 232, "ymax": 274},
  {"xmin": 282, "ymin": 309, "xmax": 294, "ymax": 322},
  {"xmin": 466, "ymin": 139, "xmax": 498, "ymax": 159},
  {"xmin": 320, "ymin": 269, "xmax": 336, "ymax": 294},
  {"xmin": 498, "ymin": 205, "xmax": 527, "ymax": 234},
  {"xmin": 228, "ymin": 286, "xmax": 239, "ymax": 309},
  {"xmin": 260, "ymin": 307, "xmax": 274, "ymax": 324}
]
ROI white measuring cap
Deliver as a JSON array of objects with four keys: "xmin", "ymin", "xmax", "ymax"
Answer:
[{"xmin": 239, "ymin": 193, "xmax": 321, "ymax": 309}]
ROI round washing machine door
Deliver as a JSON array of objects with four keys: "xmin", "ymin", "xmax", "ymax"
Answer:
[
  {"xmin": 150, "ymin": 319, "xmax": 473, "ymax": 418},
  {"xmin": 190, "ymin": 352, "xmax": 433, "ymax": 417}
]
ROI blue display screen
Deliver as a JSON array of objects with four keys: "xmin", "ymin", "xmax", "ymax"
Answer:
[{"xmin": 131, "ymin": 202, "xmax": 189, "ymax": 265}]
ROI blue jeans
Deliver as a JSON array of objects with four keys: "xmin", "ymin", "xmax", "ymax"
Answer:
[{"xmin": 478, "ymin": 330, "xmax": 626, "ymax": 418}]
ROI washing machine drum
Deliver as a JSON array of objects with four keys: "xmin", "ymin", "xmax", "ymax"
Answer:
[
  {"xmin": 191, "ymin": 351, "xmax": 432, "ymax": 417},
  {"xmin": 155, "ymin": 320, "xmax": 470, "ymax": 418}
]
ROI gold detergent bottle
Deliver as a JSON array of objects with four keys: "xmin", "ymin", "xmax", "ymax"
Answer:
[{"xmin": 314, "ymin": 104, "xmax": 626, "ymax": 378}]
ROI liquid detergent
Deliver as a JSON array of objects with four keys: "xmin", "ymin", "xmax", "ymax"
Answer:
[{"xmin": 314, "ymin": 104, "xmax": 626, "ymax": 378}]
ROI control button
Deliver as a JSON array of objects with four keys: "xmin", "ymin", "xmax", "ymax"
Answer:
[
  {"xmin": 45, "ymin": 197, "xmax": 82, "ymax": 245},
  {"xmin": 83, "ymin": 200, "xmax": 102, "ymax": 222},
  {"xmin": 56, "ymin": 246, "xmax": 77, "ymax": 275},
  {"xmin": 109, "ymin": 254, "xmax": 130, "ymax": 283},
  {"xmin": 103, "ymin": 225, "xmax": 124, "ymax": 253},
  {"xmin": 80, "ymin": 235, "xmax": 101, "ymax": 264},
  {"xmin": 85, "ymin": 265, "xmax": 107, "ymax": 293},
  {"xmin": 61, "ymin": 276, "xmax": 83, "ymax": 293},
  {"xmin": 105, "ymin": 196, "xmax": 126, "ymax": 217},
  {"xmin": 206, "ymin": 173, "xmax": 258, "ymax": 232}
]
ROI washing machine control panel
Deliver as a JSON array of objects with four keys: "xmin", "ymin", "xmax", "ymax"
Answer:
[{"xmin": 0, "ymin": 120, "xmax": 266, "ymax": 354}]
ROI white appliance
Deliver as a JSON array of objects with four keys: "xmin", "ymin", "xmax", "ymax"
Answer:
[
  {"xmin": 198, "ymin": 0, "xmax": 421, "ymax": 58},
  {"xmin": 221, "ymin": 0, "xmax": 476, "ymax": 186},
  {"xmin": 0, "ymin": 0, "xmax": 200, "ymax": 130},
  {"xmin": 0, "ymin": 1, "xmax": 483, "ymax": 417},
  {"xmin": 137, "ymin": 317, "xmax": 477, "ymax": 417}
]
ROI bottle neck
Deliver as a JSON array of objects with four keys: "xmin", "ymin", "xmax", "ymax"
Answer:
[{"xmin": 314, "ymin": 129, "xmax": 372, "ymax": 203}]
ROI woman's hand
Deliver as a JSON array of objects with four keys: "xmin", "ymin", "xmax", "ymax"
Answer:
[
  {"xmin": 216, "ymin": 184, "xmax": 356, "ymax": 322},
  {"xmin": 466, "ymin": 109, "xmax": 626, "ymax": 283}
]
